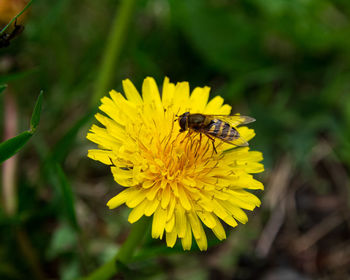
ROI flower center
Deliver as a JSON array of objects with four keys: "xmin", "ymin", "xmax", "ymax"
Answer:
[{"xmin": 138, "ymin": 127, "xmax": 221, "ymax": 188}]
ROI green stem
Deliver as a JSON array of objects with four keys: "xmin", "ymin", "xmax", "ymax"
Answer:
[
  {"xmin": 90, "ymin": 0, "xmax": 136, "ymax": 107},
  {"xmin": 0, "ymin": 0, "xmax": 33, "ymax": 35},
  {"xmin": 84, "ymin": 217, "xmax": 151, "ymax": 280}
]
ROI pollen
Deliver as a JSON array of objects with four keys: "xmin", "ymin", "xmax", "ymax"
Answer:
[{"xmin": 87, "ymin": 77, "xmax": 264, "ymax": 251}]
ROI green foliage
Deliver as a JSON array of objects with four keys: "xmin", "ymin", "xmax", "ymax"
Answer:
[
  {"xmin": 30, "ymin": 90, "xmax": 43, "ymax": 132},
  {"xmin": 55, "ymin": 163, "xmax": 79, "ymax": 231},
  {"xmin": 1, "ymin": 0, "xmax": 350, "ymax": 279},
  {"xmin": 0, "ymin": 84, "xmax": 6, "ymax": 94},
  {"xmin": 0, "ymin": 131, "xmax": 33, "ymax": 163},
  {"xmin": 0, "ymin": 91, "xmax": 42, "ymax": 163}
]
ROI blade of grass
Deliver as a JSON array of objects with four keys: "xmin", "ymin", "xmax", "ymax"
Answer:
[
  {"xmin": 0, "ymin": 131, "xmax": 32, "ymax": 163},
  {"xmin": 30, "ymin": 90, "xmax": 43, "ymax": 132},
  {"xmin": 55, "ymin": 163, "xmax": 79, "ymax": 231},
  {"xmin": 0, "ymin": 91, "xmax": 43, "ymax": 163},
  {"xmin": 90, "ymin": 0, "xmax": 137, "ymax": 107},
  {"xmin": 0, "ymin": 0, "xmax": 33, "ymax": 35}
]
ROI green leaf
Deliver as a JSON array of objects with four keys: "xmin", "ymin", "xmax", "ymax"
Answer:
[
  {"xmin": 55, "ymin": 163, "xmax": 79, "ymax": 231},
  {"xmin": 0, "ymin": 91, "xmax": 43, "ymax": 163},
  {"xmin": 30, "ymin": 91, "xmax": 43, "ymax": 132},
  {"xmin": 0, "ymin": 131, "xmax": 33, "ymax": 163},
  {"xmin": 0, "ymin": 84, "xmax": 7, "ymax": 94}
]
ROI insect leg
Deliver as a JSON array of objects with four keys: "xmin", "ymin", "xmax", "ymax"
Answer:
[
  {"xmin": 180, "ymin": 130, "xmax": 193, "ymax": 143},
  {"xmin": 204, "ymin": 134, "xmax": 217, "ymax": 154},
  {"xmin": 211, "ymin": 141, "xmax": 217, "ymax": 154}
]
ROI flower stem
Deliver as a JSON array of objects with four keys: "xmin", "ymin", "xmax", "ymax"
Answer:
[
  {"xmin": 90, "ymin": 0, "xmax": 136, "ymax": 107},
  {"xmin": 0, "ymin": 0, "xmax": 32, "ymax": 35},
  {"xmin": 84, "ymin": 217, "xmax": 151, "ymax": 280}
]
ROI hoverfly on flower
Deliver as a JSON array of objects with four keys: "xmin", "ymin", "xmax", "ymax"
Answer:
[
  {"xmin": 87, "ymin": 77, "xmax": 264, "ymax": 251},
  {"xmin": 177, "ymin": 112, "xmax": 255, "ymax": 153}
]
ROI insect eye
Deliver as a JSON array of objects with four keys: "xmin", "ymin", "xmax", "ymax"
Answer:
[{"xmin": 179, "ymin": 117, "xmax": 186, "ymax": 131}]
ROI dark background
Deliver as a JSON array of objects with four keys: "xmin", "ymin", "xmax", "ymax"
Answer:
[{"xmin": 1, "ymin": 0, "xmax": 350, "ymax": 279}]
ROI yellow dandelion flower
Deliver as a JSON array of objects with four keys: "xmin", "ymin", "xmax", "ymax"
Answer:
[{"xmin": 87, "ymin": 77, "xmax": 264, "ymax": 251}]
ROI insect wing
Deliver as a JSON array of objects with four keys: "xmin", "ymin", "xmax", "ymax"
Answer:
[
  {"xmin": 201, "ymin": 122, "xmax": 249, "ymax": 147},
  {"xmin": 212, "ymin": 131, "xmax": 249, "ymax": 147},
  {"xmin": 205, "ymin": 114, "xmax": 255, "ymax": 127},
  {"xmin": 226, "ymin": 135, "xmax": 249, "ymax": 147}
]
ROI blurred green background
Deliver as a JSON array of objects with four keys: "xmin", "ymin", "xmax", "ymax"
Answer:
[{"xmin": 1, "ymin": 0, "xmax": 350, "ymax": 279}]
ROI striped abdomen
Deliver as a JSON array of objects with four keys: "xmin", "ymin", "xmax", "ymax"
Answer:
[{"xmin": 206, "ymin": 119, "xmax": 239, "ymax": 141}]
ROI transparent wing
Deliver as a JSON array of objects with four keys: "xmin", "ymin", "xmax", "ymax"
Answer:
[
  {"xmin": 216, "ymin": 133, "xmax": 249, "ymax": 147},
  {"xmin": 205, "ymin": 114, "xmax": 255, "ymax": 127},
  {"xmin": 202, "ymin": 129, "xmax": 249, "ymax": 147}
]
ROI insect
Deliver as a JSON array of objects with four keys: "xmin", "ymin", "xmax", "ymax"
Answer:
[
  {"xmin": 0, "ymin": 20, "xmax": 24, "ymax": 48},
  {"xmin": 177, "ymin": 112, "xmax": 255, "ymax": 153}
]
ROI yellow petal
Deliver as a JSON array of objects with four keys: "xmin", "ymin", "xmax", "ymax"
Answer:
[
  {"xmin": 187, "ymin": 211, "xmax": 202, "ymax": 240},
  {"xmin": 204, "ymin": 96, "xmax": 224, "ymax": 114},
  {"xmin": 166, "ymin": 196, "xmax": 176, "ymax": 221},
  {"xmin": 232, "ymin": 174, "xmax": 264, "ymax": 190},
  {"xmin": 166, "ymin": 229, "xmax": 177, "ymax": 248},
  {"xmin": 87, "ymin": 149, "xmax": 113, "ymax": 165},
  {"xmin": 107, "ymin": 188, "xmax": 134, "ymax": 209},
  {"xmin": 211, "ymin": 199, "xmax": 229, "ymax": 221},
  {"xmin": 181, "ymin": 219, "xmax": 192, "ymax": 250},
  {"xmin": 165, "ymin": 213, "xmax": 175, "ymax": 233},
  {"xmin": 196, "ymin": 193, "xmax": 214, "ymax": 212},
  {"xmin": 144, "ymin": 199, "xmax": 160, "ymax": 216},
  {"xmin": 142, "ymin": 77, "xmax": 163, "ymax": 114},
  {"xmin": 98, "ymin": 95, "xmax": 120, "ymax": 123},
  {"xmin": 175, "ymin": 205, "xmax": 186, "ymax": 238},
  {"xmin": 173, "ymin": 82, "xmax": 190, "ymax": 113},
  {"xmin": 146, "ymin": 182, "xmax": 161, "ymax": 200},
  {"xmin": 221, "ymin": 200, "xmax": 248, "ymax": 224},
  {"xmin": 227, "ymin": 189, "xmax": 261, "ymax": 209},
  {"xmin": 128, "ymin": 200, "xmax": 148, "ymax": 223},
  {"xmin": 222, "ymin": 214, "xmax": 238, "ymax": 228},
  {"xmin": 194, "ymin": 225, "xmax": 208, "ymax": 251},
  {"xmin": 237, "ymin": 126, "xmax": 255, "ymax": 142},
  {"xmin": 162, "ymin": 77, "xmax": 176, "ymax": 108},
  {"xmin": 142, "ymin": 180, "xmax": 155, "ymax": 189},
  {"xmin": 213, "ymin": 190, "xmax": 230, "ymax": 200},
  {"xmin": 212, "ymin": 216, "xmax": 226, "ymax": 240},
  {"xmin": 217, "ymin": 104, "xmax": 232, "ymax": 115},
  {"xmin": 126, "ymin": 188, "xmax": 147, "ymax": 208},
  {"xmin": 197, "ymin": 211, "xmax": 217, "ymax": 229},
  {"xmin": 111, "ymin": 166, "xmax": 134, "ymax": 186},
  {"xmin": 87, "ymin": 125, "xmax": 120, "ymax": 148},
  {"xmin": 178, "ymin": 186, "xmax": 192, "ymax": 210},
  {"xmin": 152, "ymin": 206, "xmax": 167, "ymax": 239},
  {"xmin": 161, "ymin": 184, "xmax": 171, "ymax": 209},
  {"xmin": 122, "ymin": 79, "xmax": 143, "ymax": 104},
  {"xmin": 103, "ymin": 91, "xmax": 138, "ymax": 124},
  {"xmin": 190, "ymin": 86, "xmax": 210, "ymax": 112}
]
